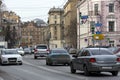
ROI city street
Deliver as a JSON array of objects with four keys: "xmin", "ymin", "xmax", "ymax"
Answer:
[{"xmin": 0, "ymin": 55, "xmax": 120, "ymax": 80}]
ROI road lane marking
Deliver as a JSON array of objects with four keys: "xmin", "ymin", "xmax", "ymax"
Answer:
[
  {"xmin": 0, "ymin": 77, "xmax": 4, "ymax": 80},
  {"xmin": 23, "ymin": 61, "xmax": 88, "ymax": 80}
]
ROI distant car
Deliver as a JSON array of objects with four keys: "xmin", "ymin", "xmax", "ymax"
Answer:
[
  {"xmin": 70, "ymin": 48, "xmax": 120, "ymax": 76},
  {"xmin": 115, "ymin": 52, "xmax": 120, "ymax": 57},
  {"xmin": 30, "ymin": 47, "xmax": 35, "ymax": 54},
  {"xmin": 68, "ymin": 48, "xmax": 77, "ymax": 55},
  {"xmin": 46, "ymin": 48, "xmax": 71, "ymax": 66},
  {"xmin": 24, "ymin": 48, "xmax": 31, "ymax": 55},
  {"xmin": 16, "ymin": 48, "xmax": 25, "ymax": 56},
  {"xmin": 108, "ymin": 47, "xmax": 120, "ymax": 54},
  {"xmin": 108, "ymin": 47, "xmax": 120, "ymax": 57},
  {"xmin": 34, "ymin": 44, "xmax": 49, "ymax": 59},
  {"xmin": 0, "ymin": 49, "xmax": 23, "ymax": 65}
]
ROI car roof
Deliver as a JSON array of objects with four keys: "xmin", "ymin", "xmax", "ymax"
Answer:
[
  {"xmin": 86, "ymin": 46, "xmax": 110, "ymax": 48},
  {"xmin": 51, "ymin": 48, "xmax": 66, "ymax": 50},
  {"xmin": 83, "ymin": 47, "xmax": 109, "ymax": 51},
  {"xmin": 36, "ymin": 44, "xmax": 48, "ymax": 46}
]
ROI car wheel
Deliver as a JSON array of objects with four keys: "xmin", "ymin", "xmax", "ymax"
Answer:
[
  {"xmin": 84, "ymin": 65, "xmax": 90, "ymax": 76},
  {"xmin": 111, "ymin": 71, "xmax": 118, "ymax": 76},
  {"xmin": 19, "ymin": 63, "xmax": 23, "ymax": 65},
  {"xmin": 46, "ymin": 61, "xmax": 48, "ymax": 65},
  {"xmin": 70, "ymin": 63, "xmax": 76, "ymax": 73},
  {"xmin": 0, "ymin": 59, "xmax": 3, "ymax": 66},
  {"xmin": 49, "ymin": 62, "xmax": 53, "ymax": 66},
  {"xmin": 34, "ymin": 56, "xmax": 37, "ymax": 59},
  {"xmin": 0, "ymin": 62, "xmax": 3, "ymax": 66}
]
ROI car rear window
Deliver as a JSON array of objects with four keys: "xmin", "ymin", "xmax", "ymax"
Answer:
[
  {"xmin": 36, "ymin": 46, "xmax": 47, "ymax": 49},
  {"xmin": 91, "ymin": 49, "xmax": 113, "ymax": 55},
  {"xmin": 52, "ymin": 50, "xmax": 68, "ymax": 54}
]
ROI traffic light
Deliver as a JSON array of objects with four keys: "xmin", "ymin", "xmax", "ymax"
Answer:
[
  {"xmin": 91, "ymin": 27, "xmax": 95, "ymax": 34},
  {"xmin": 79, "ymin": 12, "xmax": 81, "ymax": 18}
]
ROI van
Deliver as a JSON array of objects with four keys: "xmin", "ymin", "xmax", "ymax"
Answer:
[{"xmin": 34, "ymin": 44, "xmax": 49, "ymax": 59}]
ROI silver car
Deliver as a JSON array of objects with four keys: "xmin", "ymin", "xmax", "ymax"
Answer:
[
  {"xmin": 70, "ymin": 48, "xmax": 120, "ymax": 76},
  {"xmin": 34, "ymin": 44, "xmax": 49, "ymax": 59}
]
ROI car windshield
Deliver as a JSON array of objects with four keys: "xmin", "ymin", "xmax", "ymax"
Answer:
[
  {"xmin": 52, "ymin": 50, "xmax": 68, "ymax": 54},
  {"xmin": 36, "ymin": 46, "xmax": 47, "ymax": 49},
  {"xmin": 0, "ymin": 46, "xmax": 5, "ymax": 48},
  {"xmin": 90, "ymin": 49, "xmax": 113, "ymax": 55},
  {"xmin": 2, "ymin": 50, "xmax": 18, "ymax": 55}
]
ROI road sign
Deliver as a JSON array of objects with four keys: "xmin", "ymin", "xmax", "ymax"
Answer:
[{"xmin": 93, "ymin": 34, "xmax": 104, "ymax": 40}]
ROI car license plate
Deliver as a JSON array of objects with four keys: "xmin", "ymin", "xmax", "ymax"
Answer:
[{"xmin": 102, "ymin": 67, "xmax": 112, "ymax": 69}]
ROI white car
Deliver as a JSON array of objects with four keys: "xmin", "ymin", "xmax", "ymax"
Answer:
[
  {"xmin": 24, "ymin": 48, "xmax": 32, "ymax": 55},
  {"xmin": 16, "ymin": 48, "xmax": 25, "ymax": 56},
  {"xmin": 34, "ymin": 44, "xmax": 49, "ymax": 59},
  {"xmin": 0, "ymin": 49, "xmax": 23, "ymax": 65}
]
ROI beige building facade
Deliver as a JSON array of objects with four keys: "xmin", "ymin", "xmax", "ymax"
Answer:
[
  {"xmin": 48, "ymin": 7, "xmax": 65, "ymax": 49},
  {"xmin": 77, "ymin": 0, "xmax": 120, "ymax": 49},
  {"xmin": 2, "ymin": 11, "xmax": 21, "ymax": 47},
  {"xmin": 21, "ymin": 21, "xmax": 48, "ymax": 47}
]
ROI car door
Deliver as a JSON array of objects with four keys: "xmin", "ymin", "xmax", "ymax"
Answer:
[
  {"xmin": 76, "ymin": 50, "xmax": 87, "ymax": 70},
  {"xmin": 82, "ymin": 50, "xmax": 91, "ymax": 70},
  {"xmin": 76, "ymin": 49, "xmax": 90, "ymax": 71},
  {"xmin": 73, "ymin": 49, "xmax": 84, "ymax": 70}
]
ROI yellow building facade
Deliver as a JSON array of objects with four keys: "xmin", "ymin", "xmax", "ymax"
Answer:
[{"xmin": 64, "ymin": 0, "xmax": 78, "ymax": 48}]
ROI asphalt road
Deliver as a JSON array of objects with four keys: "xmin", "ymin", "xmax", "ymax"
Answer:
[{"xmin": 0, "ymin": 54, "xmax": 120, "ymax": 80}]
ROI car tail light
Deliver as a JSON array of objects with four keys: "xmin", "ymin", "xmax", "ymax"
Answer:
[
  {"xmin": 89, "ymin": 58, "xmax": 96, "ymax": 62},
  {"xmin": 117, "ymin": 58, "xmax": 120, "ymax": 62}
]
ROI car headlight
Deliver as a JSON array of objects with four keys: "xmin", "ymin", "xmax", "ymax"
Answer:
[
  {"xmin": 18, "ymin": 56, "xmax": 22, "ymax": 60},
  {"xmin": 1, "ymin": 57, "xmax": 7, "ymax": 60}
]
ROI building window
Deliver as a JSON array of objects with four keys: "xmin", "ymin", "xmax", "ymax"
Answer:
[
  {"xmin": 55, "ymin": 21, "xmax": 57, "ymax": 24},
  {"xmin": 108, "ymin": 21, "xmax": 114, "ymax": 32},
  {"xmin": 54, "ymin": 26, "xmax": 57, "ymax": 30},
  {"xmin": 94, "ymin": 4, "xmax": 98, "ymax": 15},
  {"xmin": 54, "ymin": 31, "xmax": 57, "ymax": 35},
  {"xmin": 54, "ymin": 36, "xmax": 57, "ymax": 40},
  {"xmin": 54, "ymin": 15, "xmax": 57, "ymax": 19},
  {"xmin": 62, "ymin": 21, "xmax": 64, "ymax": 24},
  {"xmin": 109, "ymin": 41, "xmax": 114, "ymax": 47},
  {"xmin": 109, "ymin": 3, "xmax": 114, "ymax": 13}
]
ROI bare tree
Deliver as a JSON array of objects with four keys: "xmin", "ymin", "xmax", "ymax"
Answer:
[{"xmin": 67, "ymin": 18, "xmax": 77, "ymax": 48}]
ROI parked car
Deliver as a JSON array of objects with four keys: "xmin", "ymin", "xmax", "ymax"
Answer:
[
  {"xmin": 24, "ymin": 48, "xmax": 32, "ymax": 55},
  {"xmin": 0, "ymin": 49, "xmax": 23, "ymax": 65},
  {"xmin": 46, "ymin": 48, "xmax": 71, "ymax": 66},
  {"xmin": 16, "ymin": 48, "xmax": 25, "ymax": 56},
  {"xmin": 34, "ymin": 44, "xmax": 49, "ymax": 59},
  {"xmin": 70, "ymin": 48, "xmax": 120, "ymax": 76}
]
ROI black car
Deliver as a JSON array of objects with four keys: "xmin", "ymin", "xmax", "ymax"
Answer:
[{"xmin": 46, "ymin": 48, "xmax": 71, "ymax": 66}]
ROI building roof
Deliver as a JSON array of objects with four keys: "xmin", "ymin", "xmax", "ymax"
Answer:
[{"xmin": 48, "ymin": 7, "xmax": 64, "ymax": 14}]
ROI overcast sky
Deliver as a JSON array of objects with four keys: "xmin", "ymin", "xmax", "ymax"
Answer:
[{"xmin": 3, "ymin": 0, "xmax": 67, "ymax": 22}]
